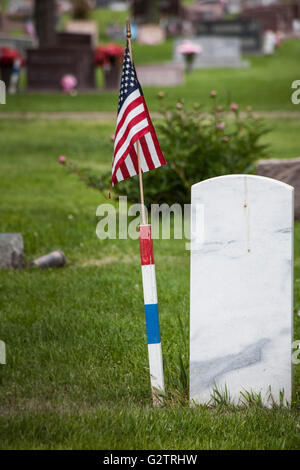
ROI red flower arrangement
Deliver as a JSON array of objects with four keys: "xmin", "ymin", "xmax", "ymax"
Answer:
[
  {"xmin": 0, "ymin": 47, "xmax": 25, "ymax": 67},
  {"xmin": 94, "ymin": 44, "xmax": 124, "ymax": 67}
]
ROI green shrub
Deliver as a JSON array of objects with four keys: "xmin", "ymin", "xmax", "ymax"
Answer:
[{"xmin": 61, "ymin": 92, "xmax": 270, "ymax": 206}]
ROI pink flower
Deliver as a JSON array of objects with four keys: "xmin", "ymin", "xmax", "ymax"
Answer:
[
  {"xmin": 230, "ymin": 103, "xmax": 239, "ymax": 111},
  {"xmin": 110, "ymin": 134, "xmax": 115, "ymax": 142},
  {"xmin": 216, "ymin": 122, "xmax": 226, "ymax": 130},
  {"xmin": 58, "ymin": 155, "xmax": 66, "ymax": 164},
  {"xmin": 177, "ymin": 40, "xmax": 202, "ymax": 55},
  {"xmin": 61, "ymin": 75, "xmax": 77, "ymax": 93}
]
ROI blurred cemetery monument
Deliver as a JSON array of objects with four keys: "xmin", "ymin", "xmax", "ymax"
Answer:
[
  {"xmin": 174, "ymin": 36, "xmax": 248, "ymax": 68},
  {"xmin": 183, "ymin": 1, "xmax": 300, "ymax": 54},
  {"xmin": 257, "ymin": 157, "xmax": 300, "ymax": 221},
  {"xmin": 136, "ymin": 62, "xmax": 183, "ymax": 86},
  {"xmin": 130, "ymin": 1, "xmax": 184, "ymax": 86},
  {"xmin": 0, "ymin": 0, "xmax": 36, "ymax": 55},
  {"xmin": 194, "ymin": 18, "xmax": 262, "ymax": 55},
  {"xmin": 240, "ymin": 2, "xmax": 300, "ymax": 36},
  {"xmin": 26, "ymin": 0, "xmax": 96, "ymax": 91},
  {"xmin": 66, "ymin": 0, "xmax": 99, "ymax": 47}
]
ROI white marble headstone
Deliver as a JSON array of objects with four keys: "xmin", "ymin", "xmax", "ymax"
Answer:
[{"xmin": 190, "ymin": 175, "xmax": 294, "ymax": 406}]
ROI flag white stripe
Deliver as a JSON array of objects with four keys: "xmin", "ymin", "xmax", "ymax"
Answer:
[
  {"xmin": 145, "ymin": 133, "xmax": 161, "ymax": 168},
  {"xmin": 114, "ymin": 102, "xmax": 145, "ymax": 150},
  {"xmin": 125, "ymin": 155, "xmax": 136, "ymax": 177},
  {"xmin": 113, "ymin": 118, "xmax": 149, "ymax": 175},
  {"xmin": 116, "ymin": 168, "xmax": 124, "ymax": 182},
  {"xmin": 116, "ymin": 89, "xmax": 141, "ymax": 127},
  {"xmin": 136, "ymin": 141, "xmax": 149, "ymax": 173}
]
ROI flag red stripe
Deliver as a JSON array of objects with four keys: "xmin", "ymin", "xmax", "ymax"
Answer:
[
  {"xmin": 115, "ymin": 95, "xmax": 144, "ymax": 137},
  {"xmin": 129, "ymin": 147, "xmax": 139, "ymax": 173},
  {"xmin": 150, "ymin": 128, "xmax": 166, "ymax": 165},
  {"xmin": 112, "ymin": 127, "xmax": 150, "ymax": 183},
  {"xmin": 120, "ymin": 161, "xmax": 130, "ymax": 180},
  {"xmin": 143, "ymin": 101, "xmax": 166, "ymax": 166},
  {"xmin": 114, "ymin": 111, "xmax": 147, "ymax": 158},
  {"xmin": 112, "ymin": 172, "xmax": 118, "ymax": 186},
  {"xmin": 140, "ymin": 135, "xmax": 155, "ymax": 171}
]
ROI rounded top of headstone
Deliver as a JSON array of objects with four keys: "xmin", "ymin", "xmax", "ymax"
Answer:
[{"xmin": 191, "ymin": 174, "xmax": 294, "ymax": 193}]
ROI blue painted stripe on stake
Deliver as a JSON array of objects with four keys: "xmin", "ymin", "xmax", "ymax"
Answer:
[{"xmin": 144, "ymin": 303, "xmax": 161, "ymax": 344}]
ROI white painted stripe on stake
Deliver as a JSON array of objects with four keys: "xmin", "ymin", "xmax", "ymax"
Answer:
[
  {"xmin": 148, "ymin": 342, "xmax": 165, "ymax": 392},
  {"xmin": 141, "ymin": 264, "xmax": 157, "ymax": 305}
]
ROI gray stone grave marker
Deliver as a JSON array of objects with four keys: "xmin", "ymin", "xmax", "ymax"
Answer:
[
  {"xmin": 174, "ymin": 36, "xmax": 248, "ymax": 69},
  {"xmin": 0, "ymin": 233, "xmax": 24, "ymax": 268}
]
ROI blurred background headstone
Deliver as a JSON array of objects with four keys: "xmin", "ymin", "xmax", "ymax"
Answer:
[
  {"xmin": 195, "ymin": 19, "xmax": 262, "ymax": 55},
  {"xmin": 257, "ymin": 157, "xmax": 300, "ymax": 221},
  {"xmin": 174, "ymin": 36, "xmax": 248, "ymax": 69},
  {"xmin": 136, "ymin": 63, "xmax": 183, "ymax": 86},
  {"xmin": 27, "ymin": 0, "xmax": 96, "ymax": 91},
  {"xmin": 66, "ymin": 19, "xmax": 99, "ymax": 48},
  {"xmin": 137, "ymin": 24, "xmax": 165, "ymax": 45}
]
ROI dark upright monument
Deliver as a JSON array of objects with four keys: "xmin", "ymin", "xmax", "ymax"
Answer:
[
  {"xmin": 195, "ymin": 18, "xmax": 262, "ymax": 55},
  {"xmin": 27, "ymin": 0, "xmax": 96, "ymax": 91}
]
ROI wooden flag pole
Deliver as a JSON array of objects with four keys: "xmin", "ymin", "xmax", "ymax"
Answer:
[
  {"xmin": 126, "ymin": 20, "xmax": 165, "ymax": 405},
  {"xmin": 126, "ymin": 20, "xmax": 146, "ymax": 225}
]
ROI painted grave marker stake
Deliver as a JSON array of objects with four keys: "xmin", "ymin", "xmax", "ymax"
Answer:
[{"xmin": 111, "ymin": 21, "xmax": 166, "ymax": 404}]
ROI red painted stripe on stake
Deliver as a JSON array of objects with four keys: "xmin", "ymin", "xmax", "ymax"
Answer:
[{"xmin": 139, "ymin": 224, "xmax": 154, "ymax": 266}]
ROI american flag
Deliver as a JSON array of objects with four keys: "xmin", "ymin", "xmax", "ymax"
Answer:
[{"xmin": 112, "ymin": 43, "xmax": 166, "ymax": 186}]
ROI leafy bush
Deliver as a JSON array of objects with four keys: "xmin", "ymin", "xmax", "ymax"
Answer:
[{"xmin": 60, "ymin": 92, "xmax": 270, "ymax": 206}]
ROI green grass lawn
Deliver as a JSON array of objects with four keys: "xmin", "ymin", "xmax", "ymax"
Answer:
[
  {"xmin": 0, "ymin": 118, "xmax": 300, "ymax": 449},
  {"xmin": 2, "ymin": 39, "xmax": 300, "ymax": 113}
]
